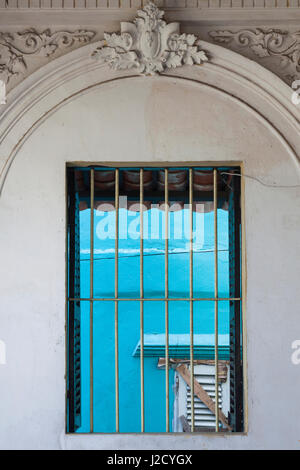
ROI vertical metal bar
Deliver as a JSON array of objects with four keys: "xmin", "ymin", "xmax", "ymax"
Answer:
[
  {"xmin": 165, "ymin": 169, "xmax": 169, "ymax": 433},
  {"xmin": 140, "ymin": 169, "xmax": 145, "ymax": 433},
  {"xmin": 115, "ymin": 168, "xmax": 120, "ymax": 433},
  {"xmin": 241, "ymin": 165, "xmax": 248, "ymax": 433},
  {"xmin": 214, "ymin": 168, "xmax": 219, "ymax": 432},
  {"xmin": 90, "ymin": 169, "xmax": 94, "ymax": 433},
  {"xmin": 65, "ymin": 169, "xmax": 68, "ymax": 434},
  {"xmin": 189, "ymin": 168, "xmax": 194, "ymax": 433}
]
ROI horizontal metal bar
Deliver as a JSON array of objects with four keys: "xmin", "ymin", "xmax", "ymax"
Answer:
[
  {"xmin": 68, "ymin": 163, "xmax": 241, "ymax": 169},
  {"xmin": 68, "ymin": 297, "xmax": 241, "ymax": 302}
]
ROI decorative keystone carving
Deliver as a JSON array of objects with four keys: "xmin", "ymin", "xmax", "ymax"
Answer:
[
  {"xmin": 92, "ymin": 2, "xmax": 208, "ymax": 75},
  {"xmin": 0, "ymin": 29, "xmax": 96, "ymax": 84},
  {"xmin": 209, "ymin": 28, "xmax": 300, "ymax": 83}
]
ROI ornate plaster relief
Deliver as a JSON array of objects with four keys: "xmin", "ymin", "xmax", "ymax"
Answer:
[
  {"xmin": 209, "ymin": 28, "xmax": 300, "ymax": 84},
  {"xmin": 0, "ymin": 2, "xmax": 299, "ymax": 91},
  {"xmin": 0, "ymin": 29, "xmax": 96, "ymax": 89},
  {"xmin": 92, "ymin": 3, "xmax": 208, "ymax": 74}
]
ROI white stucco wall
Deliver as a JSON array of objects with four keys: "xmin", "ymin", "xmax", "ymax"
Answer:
[{"xmin": 0, "ymin": 73, "xmax": 300, "ymax": 450}]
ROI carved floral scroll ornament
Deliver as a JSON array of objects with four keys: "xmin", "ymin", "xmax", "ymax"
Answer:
[
  {"xmin": 209, "ymin": 29, "xmax": 300, "ymax": 83},
  {"xmin": 0, "ymin": 29, "xmax": 96, "ymax": 84},
  {"xmin": 92, "ymin": 2, "xmax": 208, "ymax": 75}
]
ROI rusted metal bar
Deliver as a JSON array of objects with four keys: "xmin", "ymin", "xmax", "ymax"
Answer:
[
  {"xmin": 165, "ymin": 168, "xmax": 169, "ymax": 432},
  {"xmin": 69, "ymin": 297, "xmax": 241, "ymax": 302},
  {"xmin": 189, "ymin": 168, "xmax": 194, "ymax": 433},
  {"xmin": 115, "ymin": 168, "xmax": 120, "ymax": 433},
  {"xmin": 90, "ymin": 169, "xmax": 94, "ymax": 433},
  {"xmin": 140, "ymin": 169, "xmax": 145, "ymax": 432},
  {"xmin": 214, "ymin": 168, "xmax": 219, "ymax": 432}
]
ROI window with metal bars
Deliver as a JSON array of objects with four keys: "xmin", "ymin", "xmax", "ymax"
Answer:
[{"xmin": 67, "ymin": 165, "xmax": 244, "ymax": 433}]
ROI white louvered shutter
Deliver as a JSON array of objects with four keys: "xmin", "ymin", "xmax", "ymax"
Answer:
[{"xmin": 176, "ymin": 364, "xmax": 229, "ymax": 431}]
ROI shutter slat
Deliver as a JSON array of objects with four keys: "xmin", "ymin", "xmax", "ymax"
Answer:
[
  {"xmin": 185, "ymin": 369, "xmax": 224, "ymax": 429},
  {"xmin": 228, "ymin": 171, "xmax": 243, "ymax": 432},
  {"xmin": 67, "ymin": 169, "xmax": 82, "ymax": 433}
]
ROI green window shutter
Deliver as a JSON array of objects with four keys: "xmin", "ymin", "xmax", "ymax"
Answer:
[
  {"xmin": 228, "ymin": 172, "xmax": 243, "ymax": 432},
  {"xmin": 67, "ymin": 169, "xmax": 82, "ymax": 433}
]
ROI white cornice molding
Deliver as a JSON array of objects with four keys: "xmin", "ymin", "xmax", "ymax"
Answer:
[
  {"xmin": 1, "ymin": 7, "xmax": 300, "ymax": 27},
  {"xmin": 0, "ymin": 2, "xmax": 299, "ymax": 90},
  {"xmin": 0, "ymin": 0, "xmax": 299, "ymax": 9}
]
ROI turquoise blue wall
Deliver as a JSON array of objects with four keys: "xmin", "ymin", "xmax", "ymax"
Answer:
[{"xmin": 78, "ymin": 208, "xmax": 230, "ymax": 432}]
